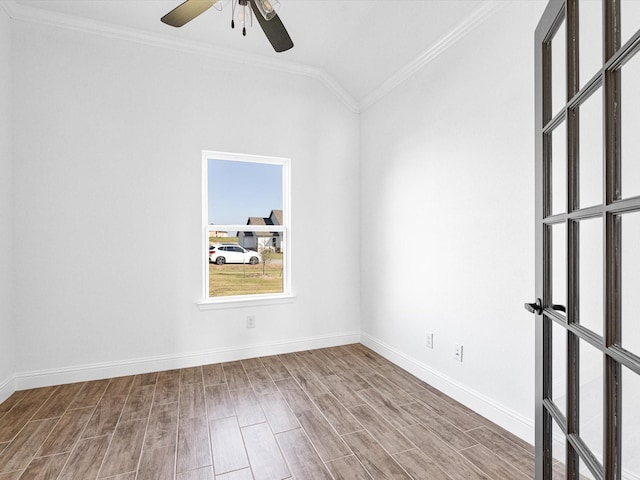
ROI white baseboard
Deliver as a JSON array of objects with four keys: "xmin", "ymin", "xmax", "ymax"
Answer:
[
  {"xmin": 361, "ymin": 332, "xmax": 535, "ymax": 445},
  {"xmin": 13, "ymin": 331, "xmax": 361, "ymax": 391},
  {"xmin": 0, "ymin": 374, "xmax": 15, "ymax": 405}
]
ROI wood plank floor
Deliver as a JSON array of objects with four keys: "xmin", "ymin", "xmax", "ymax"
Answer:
[{"xmin": 0, "ymin": 344, "xmax": 535, "ymax": 479}]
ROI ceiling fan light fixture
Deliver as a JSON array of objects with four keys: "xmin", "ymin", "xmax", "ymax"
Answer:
[
  {"xmin": 253, "ymin": 0, "xmax": 280, "ymax": 21},
  {"xmin": 212, "ymin": 0, "xmax": 230, "ymax": 11}
]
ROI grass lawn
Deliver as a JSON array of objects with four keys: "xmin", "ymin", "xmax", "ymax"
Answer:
[{"xmin": 209, "ymin": 261, "xmax": 283, "ymax": 297}]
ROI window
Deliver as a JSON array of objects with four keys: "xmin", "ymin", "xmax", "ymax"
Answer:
[{"xmin": 201, "ymin": 151, "xmax": 291, "ymax": 305}]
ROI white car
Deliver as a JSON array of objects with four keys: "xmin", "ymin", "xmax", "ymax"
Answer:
[{"xmin": 209, "ymin": 244, "xmax": 262, "ymax": 265}]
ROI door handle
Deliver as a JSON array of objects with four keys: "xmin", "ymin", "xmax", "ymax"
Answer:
[
  {"xmin": 525, "ymin": 298, "xmax": 543, "ymax": 315},
  {"xmin": 550, "ymin": 304, "xmax": 566, "ymax": 313}
]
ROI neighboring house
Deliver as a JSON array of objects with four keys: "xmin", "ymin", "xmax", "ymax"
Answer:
[{"xmin": 238, "ymin": 210, "xmax": 282, "ymax": 252}]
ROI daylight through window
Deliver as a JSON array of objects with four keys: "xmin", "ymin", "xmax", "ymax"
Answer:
[{"xmin": 202, "ymin": 151, "xmax": 290, "ymax": 302}]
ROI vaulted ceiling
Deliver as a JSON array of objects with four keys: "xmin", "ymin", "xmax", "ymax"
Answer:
[{"xmin": 6, "ymin": 0, "xmax": 498, "ymax": 110}]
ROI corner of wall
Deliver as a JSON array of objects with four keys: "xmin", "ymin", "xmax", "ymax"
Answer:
[{"xmin": 0, "ymin": 2, "xmax": 17, "ymax": 404}]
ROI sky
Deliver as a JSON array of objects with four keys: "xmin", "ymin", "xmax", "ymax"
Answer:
[{"xmin": 208, "ymin": 159, "xmax": 283, "ymax": 225}]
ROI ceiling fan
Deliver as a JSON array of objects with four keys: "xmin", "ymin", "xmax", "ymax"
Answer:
[{"xmin": 161, "ymin": 0, "xmax": 294, "ymax": 52}]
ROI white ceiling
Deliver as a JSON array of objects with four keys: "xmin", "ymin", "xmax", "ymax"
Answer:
[{"xmin": 7, "ymin": 0, "xmax": 493, "ymax": 108}]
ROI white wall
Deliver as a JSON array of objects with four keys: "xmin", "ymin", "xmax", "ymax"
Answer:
[
  {"xmin": 11, "ymin": 20, "xmax": 361, "ymax": 385},
  {"xmin": 0, "ymin": 7, "xmax": 15, "ymax": 402},
  {"xmin": 360, "ymin": 1, "xmax": 546, "ymax": 442}
]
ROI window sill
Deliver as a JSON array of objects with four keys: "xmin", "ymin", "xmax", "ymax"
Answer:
[{"xmin": 197, "ymin": 293, "xmax": 296, "ymax": 310}]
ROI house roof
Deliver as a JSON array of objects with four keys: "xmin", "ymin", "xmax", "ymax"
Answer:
[{"xmin": 244, "ymin": 211, "xmax": 282, "ymax": 237}]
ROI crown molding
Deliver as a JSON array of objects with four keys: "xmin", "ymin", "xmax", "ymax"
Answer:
[
  {"xmin": 2, "ymin": 0, "xmax": 503, "ymax": 114},
  {"xmin": 0, "ymin": 0, "xmax": 360, "ymax": 113},
  {"xmin": 358, "ymin": 1, "xmax": 505, "ymax": 112}
]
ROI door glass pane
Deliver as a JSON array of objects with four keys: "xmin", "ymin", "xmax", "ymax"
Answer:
[
  {"xmin": 621, "ymin": 0, "xmax": 640, "ymax": 47},
  {"xmin": 552, "ymin": 223, "xmax": 567, "ymax": 309},
  {"xmin": 553, "ymin": 21, "xmax": 567, "ymax": 116},
  {"xmin": 578, "ymin": 88, "xmax": 603, "ymax": 208},
  {"xmin": 579, "ymin": 340, "xmax": 603, "ymax": 465},
  {"xmin": 622, "ymin": 366, "xmax": 640, "ymax": 479},
  {"xmin": 621, "ymin": 211, "xmax": 640, "ymax": 355},
  {"xmin": 552, "ymin": 320, "xmax": 567, "ymax": 415},
  {"xmin": 579, "ymin": 0, "xmax": 602, "ymax": 89},
  {"xmin": 579, "ymin": 218, "xmax": 603, "ymax": 336},
  {"xmin": 553, "ymin": 122, "xmax": 568, "ymax": 215},
  {"xmin": 552, "ymin": 418, "xmax": 566, "ymax": 474},
  {"xmin": 579, "ymin": 458, "xmax": 598, "ymax": 480},
  {"xmin": 621, "ymin": 53, "xmax": 640, "ymax": 199}
]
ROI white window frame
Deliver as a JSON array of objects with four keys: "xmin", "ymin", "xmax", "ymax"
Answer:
[{"xmin": 198, "ymin": 151, "xmax": 293, "ymax": 309}]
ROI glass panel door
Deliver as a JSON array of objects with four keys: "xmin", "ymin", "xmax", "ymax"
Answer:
[{"xmin": 534, "ymin": 1, "xmax": 640, "ymax": 478}]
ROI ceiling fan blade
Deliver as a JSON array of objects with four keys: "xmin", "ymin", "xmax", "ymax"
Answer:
[
  {"xmin": 250, "ymin": 0, "xmax": 293, "ymax": 52},
  {"xmin": 161, "ymin": 0, "xmax": 217, "ymax": 27}
]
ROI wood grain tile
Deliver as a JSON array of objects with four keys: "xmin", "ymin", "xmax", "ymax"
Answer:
[
  {"xmin": 33, "ymin": 383, "xmax": 84, "ymax": 420},
  {"xmin": 401, "ymin": 402, "xmax": 477, "ymax": 451},
  {"xmin": 202, "ymin": 364, "xmax": 225, "ymax": 386},
  {"xmin": 103, "ymin": 376, "xmax": 135, "ymax": 397},
  {"xmin": 0, "ymin": 344, "xmax": 536, "ymax": 480},
  {"xmin": 246, "ymin": 368, "xmax": 279, "ymax": 396},
  {"xmin": 0, "ymin": 391, "xmax": 29, "ymax": 415},
  {"xmin": 241, "ymin": 423, "xmax": 290, "ymax": 480},
  {"xmin": 392, "ymin": 448, "xmax": 452, "ymax": 480},
  {"xmin": 222, "ymin": 364, "xmax": 251, "ymax": 390},
  {"xmin": 20, "ymin": 452, "xmax": 69, "ymax": 480},
  {"xmin": 0, "ymin": 471, "xmax": 23, "ymax": 480},
  {"xmin": 364, "ymin": 374, "xmax": 414, "ymax": 405},
  {"xmin": 296, "ymin": 352, "xmax": 333, "ymax": 377},
  {"xmin": 466, "ymin": 426, "xmax": 534, "ymax": 478},
  {"xmin": 177, "ymin": 417, "xmax": 212, "ymax": 474},
  {"xmin": 69, "ymin": 380, "xmax": 109, "ymax": 409},
  {"xmin": 0, "ymin": 398, "xmax": 47, "ymax": 442},
  {"xmin": 342, "ymin": 430, "xmax": 411, "ymax": 479},
  {"xmin": 294, "ymin": 409, "xmax": 350, "ymax": 461},
  {"xmin": 82, "ymin": 395, "xmax": 127, "ymax": 438},
  {"xmin": 276, "ymin": 353, "xmax": 304, "ymax": 371},
  {"xmin": 229, "ymin": 389, "xmax": 266, "ymax": 427},
  {"xmin": 260, "ymin": 357, "xmax": 291, "ymax": 381},
  {"xmin": 155, "ymin": 373, "xmax": 181, "ymax": 405},
  {"xmin": 312, "ymin": 393, "xmax": 362, "ymax": 435},
  {"xmin": 274, "ymin": 379, "xmax": 314, "ymax": 414},
  {"xmin": 289, "ymin": 368, "xmax": 328, "ymax": 397},
  {"xmin": 137, "ymin": 444, "xmax": 177, "ymax": 480},
  {"xmin": 214, "ymin": 468, "xmax": 253, "ymax": 480},
  {"xmin": 318, "ymin": 375, "xmax": 365, "ymax": 409},
  {"xmin": 180, "ymin": 383, "xmax": 206, "ymax": 419},
  {"xmin": 400, "ymin": 423, "xmax": 490, "ymax": 480},
  {"xmin": 204, "ymin": 385, "xmax": 234, "ymax": 420},
  {"xmin": 326, "ymin": 455, "xmax": 373, "ymax": 480},
  {"xmin": 58, "ymin": 435, "xmax": 110, "ymax": 480},
  {"xmin": 37, "ymin": 407, "xmax": 94, "ymax": 456},
  {"xmin": 181, "ymin": 367, "xmax": 204, "ymax": 385},
  {"xmin": 276, "ymin": 428, "xmax": 332, "ymax": 480},
  {"xmin": 133, "ymin": 373, "xmax": 158, "ymax": 388},
  {"xmin": 177, "ymin": 466, "xmax": 214, "ymax": 480},
  {"xmin": 377, "ymin": 365, "xmax": 426, "ymax": 394},
  {"xmin": 120, "ymin": 385, "xmax": 155, "ymax": 422},
  {"xmin": 0, "ymin": 419, "xmax": 58, "ymax": 473},
  {"xmin": 357, "ymin": 389, "xmax": 417, "ymax": 429},
  {"xmin": 460, "ymin": 444, "xmax": 530, "ymax": 480},
  {"xmin": 258, "ymin": 393, "xmax": 298, "ymax": 434},
  {"xmin": 241, "ymin": 358, "xmax": 264, "ymax": 370},
  {"xmin": 348, "ymin": 404, "xmax": 414, "ymax": 454},
  {"xmin": 144, "ymin": 402, "xmax": 179, "ymax": 449},
  {"xmin": 328, "ymin": 362, "xmax": 372, "ymax": 391},
  {"xmin": 209, "ymin": 417, "xmax": 249, "ymax": 475},
  {"xmin": 98, "ymin": 418, "xmax": 147, "ymax": 478}
]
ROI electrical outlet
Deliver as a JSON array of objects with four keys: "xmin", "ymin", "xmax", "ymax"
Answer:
[
  {"xmin": 246, "ymin": 315, "xmax": 256, "ymax": 328},
  {"xmin": 426, "ymin": 333, "xmax": 434, "ymax": 349},
  {"xmin": 454, "ymin": 344, "xmax": 463, "ymax": 362}
]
